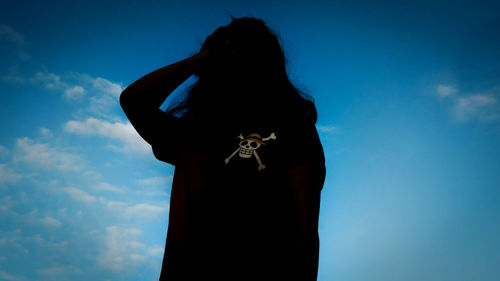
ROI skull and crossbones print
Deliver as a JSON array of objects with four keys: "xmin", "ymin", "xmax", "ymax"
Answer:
[{"xmin": 224, "ymin": 132, "xmax": 277, "ymax": 171}]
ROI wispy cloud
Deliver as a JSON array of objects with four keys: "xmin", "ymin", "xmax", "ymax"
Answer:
[
  {"xmin": 0, "ymin": 24, "xmax": 125, "ymax": 128},
  {"xmin": 3, "ymin": 66, "xmax": 124, "ymax": 123},
  {"xmin": 36, "ymin": 264, "xmax": 82, "ymax": 279},
  {"xmin": 91, "ymin": 76, "xmax": 123, "ymax": 97},
  {"xmin": 0, "ymin": 163, "xmax": 22, "ymax": 186},
  {"xmin": 148, "ymin": 246, "xmax": 164, "ymax": 257},
  {"xmin": 39, "ymin": 127, "xmax": 54, "ymax": 138},
  {"xmin": 97, "ymin": 225, "xmax": 147, "ymax": 272},
  {"xmin": 0, "ymin": 24, "xmax": 30, "ymax": 61},
  {"xmin": 0, "ymin": 270, "xmax": 24, "ymax": 281},
  {"xmin": 0, "ymin": 24, "xmax": 30, "ymax": 86},
  {"xmin": 317, "ymin": 124, "xmax": 338, "ymax": 134},
  {"xmin": 64, "ymin": 85, "xmax": 85, "ymax": 99},
  {"xmin": 93, "ymin": 181, "xmax": 124, "ymax": 193},
  {"xmin": 105, "ymin": 200, "xmax": 169, "ymax": 221},
  {"xmin": 435, "ymin": 84, "xmax": 500, "ymax": 123},
  {"xmin": 0, "ymin": 144, "xmax": 7, "ymax": 155},
  {"xmin": 1, "ymin": 64, "xmax": 27, "ymax": 84},
  {"xmin": 29, "ymin": 70, "xmax": 123, "ymax": 103},
  {"xmin": 12, "ymin": 137, "xmax": 87, "ymax": 173},
  {"xmin": 0, "ymin": 195, "xmax": 17, "ymax": 212},
  {"xmin": 64, "ymin": 117, "xmax": 150, "ymax": 156},
  {"xmin": 136, "ymin": 176, "xmax": 172, "ymax": 197},
  {"xmin": 436, "ymin": 84, "xmax": 458, "ymax": 99},
  {"xmin": 454, "ymin": 94, "xmax": 499, "ymax": 122},
  {"xmin": 29, "ymin": 71, "xmax": 66, "ymax": 92},
  {"xmin": 64, "ymin": 71, "xmax": 124, "ymax": 120},
  {"xmin": 0, "ymin": 25, "xmax": 167, "ymax": 281},
  {"xmin": 137, "ymin": 176, "xmax": 173, "ymax": 187},
  {"xmin": 39, "ymin": 216, "xmax": 62, "ymax": 228},
  {"xmin": 58, "ymin": 183, "xmax": 168, "ymax": 221},
  {"xmin": 62, "ymin": 186, "xmax": 97, "ymax": 204},
  {"xmin": 123, "ymin": 202, "xmax": 169, "ymax": 220}
]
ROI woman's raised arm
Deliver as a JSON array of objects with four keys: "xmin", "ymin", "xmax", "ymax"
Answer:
[
  {"xmin": 119, "ymin": 50, "xmax": 209, "ymax": 165},
  {"xmin": 120, "ymin": 49, "xmax": 209, "ymax": 109}
]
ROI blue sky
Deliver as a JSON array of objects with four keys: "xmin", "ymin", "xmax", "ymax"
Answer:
[{"xmin": 1, "ymin": 0, "xmax": 499, "ymax": 280}]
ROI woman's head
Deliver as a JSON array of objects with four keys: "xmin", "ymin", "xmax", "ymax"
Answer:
[
  {"xmin": 166, "ymin": 16, "xmax": 317, "ymax": 131},
  {"xmin": 198, "ymin": 17, "xmax": 285, "ymax": 84}
]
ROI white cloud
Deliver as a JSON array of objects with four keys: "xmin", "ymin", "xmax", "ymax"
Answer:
[
  {"xmin": 317, "ymin": 124, "xmax": 338, "ymax": 133},
  {"xmin": 36, "ymin": 264, "xmax": 81, "ymax": 278},
  {"xmin": 64, "ymin": 117, "xmax": 150, "ymax": 156},
  {"xmin": 0, "ymin": 195, "xmax": 17, "ymax": 212},
  {"xmin": 92, "ymin": 77, "xmax": 123, "ymax": 97},
  {"xmin": 436, "ymin": 84, "xmax": 458, "ymax": 98},
  {"xmin": 29, "ymin": 70, "xmax": 82, "ymax": 101},
  {"xmin": 39, "ymin": 127, "xmax": 53, "ymax": 138},
  {"xmin": 62, "ymin": 187, "xmax": 97, "ymax": 204},
  {"xmin": 64, "ymin": 85, "xmax": 85, "ymax": 99},
  {"xmin": 124, "ymin": 202, "xmax": 169, "ymax": 220},
  {"xmin": 64, "ymin": 71, "xmax": 123, "ymax": 96},
  {"xmin": 30, "ymin": 71, "xmax": 64, "ymax": 91},
  {"xmin": 0, "ymin": 26, "xmax": 126, "ymax": 124},
  {"xmin": 435, "ymin": 84, "xmax": 500, "ymax": 124},
  {"xmin": 129, "ymin": 253, "xmax": 146, "ymax": 262},
  {"xmin": 64, "ymin": 117, "xmax": 129, "ymax": 137},
  {"xmin": 93, "ymin": 182, "xmax": 124, "ymax": 192},
  {"xmin": 0, "ymin": 229, "xmax": 26, "ymax": 255},
  {"xmin": 63, "ymin": 71, "xmax": 123, "ymax": 119},
  {"xmin": 13, "ymin": 137, "xmax": 85, "ymax": 173},
  {"xmin": 454, "ymin": 94, "xmax": 499, "ymax": 122},
  {"xmin": 86, "ymin": 95, "xmax": 117, "ymax": 117},
  {"xmin": 105, "ymin": 200, "xmax": 169, "ymax": 221},
  {"xmin": 97, "ymin": 225, "xmax": 146, "ymax": 272},
  {"xmin": 0, "ymin": 163, "xmax": 22, "ymax": 186},
  {"xmin": 36, "ymin": 266, "xmax": 66, "ymax": 277},
  {"xmin": 105, "ymin": 200, "xmax": 129, "ymax": 209},
  {"xmin": 137, "ymin": 176, "xmax": 172, "ymax": 187},
  {"xmin": 39, "ymin": 216, "xmax": 62, "ymax": 228},
  {"xmin": 16, "ymin": 70, "xmax": 123, "ymax": 118},
  {"xmin": 0, "ymin": 270, "xmax": 24, "ymax": 281},
  {"xmin": 148, "ymin": 246, "xmax": 164, "ymax": 257},
  {"xmin": 9, "ymin": 208, "xmax": 40, "ymax": 226},
  {"xmin": 135, "ymin": 176, "xmax": 172, "ymax": 197}
]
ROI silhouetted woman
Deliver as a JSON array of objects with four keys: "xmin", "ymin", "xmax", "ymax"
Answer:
[{"xmin": 120, "ymin": 16, "xmax": 326, "ymax": 281}]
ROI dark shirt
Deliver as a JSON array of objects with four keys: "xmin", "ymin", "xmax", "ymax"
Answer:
[{"xmin": 125, "ymin": 106, "xmax": 326, "ymax": 281}]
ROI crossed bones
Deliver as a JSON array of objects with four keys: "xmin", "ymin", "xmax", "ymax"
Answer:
[{"xmin": 224, "ymin": 132, "xmax": 277, "ymax": 171}]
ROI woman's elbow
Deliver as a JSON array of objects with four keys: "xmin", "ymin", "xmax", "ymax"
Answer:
[{"xmin": 119, "ymin": 89, "xmax": 132, "ymax": 109}]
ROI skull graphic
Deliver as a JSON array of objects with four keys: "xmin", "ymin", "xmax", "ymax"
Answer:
[
  {"xmin": 238, "ymin": 138, "xmax": 262, "ymax": 158},
  {"xmin": 224, "ymin": 132, "xmax": 277, "ymax": 171}
]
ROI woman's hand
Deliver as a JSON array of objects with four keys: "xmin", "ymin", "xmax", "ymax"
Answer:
[{"xmin": 192, "ymin": 42, "xmax": 236, "ymax": 76}]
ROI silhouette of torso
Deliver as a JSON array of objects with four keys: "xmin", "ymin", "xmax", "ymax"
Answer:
[{"xmin": 157, "ymin": 117, "xmax": 325, "ymax": 281}]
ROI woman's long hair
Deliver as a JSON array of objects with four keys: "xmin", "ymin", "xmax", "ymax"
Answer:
[{"xmin": 165, "ymin": 16, "xmax": 317, "ymax": 134}]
